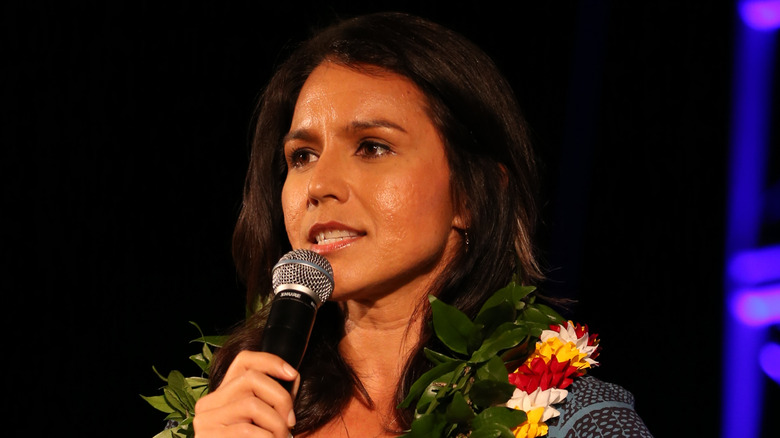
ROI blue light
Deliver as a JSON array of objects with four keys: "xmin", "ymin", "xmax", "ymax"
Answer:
[
  {"xmin": 740, "ymin": 0, "xmax": 780, "ymax": 30},
  {"xmin": 728, "ymin": 245, "xmax": 780, "ymax": 285},
  {"xmin": 759, "ymin": 343, "xmax": 780, "ymax": 383},
  {"xmin": 722, "ymin": 2, "xmax": 779, "ymax": 436},
  {"xmin": 732, "ymin": 285, "xmax": 780, "ymax": 325}
]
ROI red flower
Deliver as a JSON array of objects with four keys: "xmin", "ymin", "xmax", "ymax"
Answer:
[{"xmin": 509, "ymin": 356, "xmax": 580, "ymax": 393}]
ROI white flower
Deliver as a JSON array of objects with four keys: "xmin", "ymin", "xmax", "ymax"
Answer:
[
  {"xmin": 540, "ymin": 321, "xmax": 600, "ymax": 366},
  {"xmin": 506, "ymin": 387, "xmax": 569, "ymax": 422}
]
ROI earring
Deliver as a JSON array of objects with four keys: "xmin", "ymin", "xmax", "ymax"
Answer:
[{"xmin": 464, "ymin": 230, "xmax": 470, "ymax": 251}]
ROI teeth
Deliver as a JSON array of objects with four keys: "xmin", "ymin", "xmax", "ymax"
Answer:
[{"xmin": 316, "ymin": 230, "xmax": 359, "ymax": 244}]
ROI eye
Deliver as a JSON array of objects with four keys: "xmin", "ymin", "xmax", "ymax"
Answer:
[
  {"xmin": 356, "ymin": 140, "xmax": 393, "ymax": 159},
  {"xmin": 286, "ymin": 147, "xmax": 319, "ymax": 168}
]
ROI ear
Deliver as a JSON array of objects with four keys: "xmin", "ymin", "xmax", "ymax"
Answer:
[{"xmin": 452, "ymin": 203, "xmax": 470, "ymax": 232}]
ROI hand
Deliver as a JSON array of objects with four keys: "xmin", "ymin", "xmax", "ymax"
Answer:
[{"xmin": 193, "ymin": 351, "xmax": 299, "ymax": 438}]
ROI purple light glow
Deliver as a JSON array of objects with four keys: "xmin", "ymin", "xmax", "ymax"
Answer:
[
  {"xmin": 728, "ymin": 245, "xmax": 780, "ymax": 285},
  {"xmin": 731, "ymin": 284, "xmax": 780, "ymax": 326},
  {"xmin": 723, "ymin": 4, "xmax": 779, "ymax": 436},
  {"xmin": 760, "ymin": 343, "xmax": 780, "ymax": 383},
  {"xmin": 740, "ymin": 0, "xmax": 780, "ymax": 30}
]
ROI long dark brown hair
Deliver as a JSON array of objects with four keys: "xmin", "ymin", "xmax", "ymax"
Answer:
[{"xmin": 209, "ymin": 12, "xmax": 543, "ymax": 435}]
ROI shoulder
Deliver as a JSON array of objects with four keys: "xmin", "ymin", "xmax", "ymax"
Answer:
[{"xmin": 546, "ymin": 376, "xmax": 653, "ymax": 437}]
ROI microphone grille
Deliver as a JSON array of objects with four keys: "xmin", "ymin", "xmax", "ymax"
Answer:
[{"xmin": 272, "ymin": 249, "xmax": 334, "ymax": 305}]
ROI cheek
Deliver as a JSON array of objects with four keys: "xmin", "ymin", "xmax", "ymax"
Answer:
[
  {"xmin": 281, "ymin": 182, "xmax": 303, "ymax": 243},
  {"xmin": 374, "ymin": 170, "xmax": 453, "ymax": 239},
  {"xmin": 373, "ymin": 182, "xmax": 405, "ymax": 219}
]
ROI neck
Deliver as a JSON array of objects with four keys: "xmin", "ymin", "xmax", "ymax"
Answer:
[{"xmin": 338, "ymin": 294, "xmax": 425, "ymax": 403}]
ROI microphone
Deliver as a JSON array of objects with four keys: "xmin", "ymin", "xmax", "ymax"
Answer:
[{"xmin": 260, "ymin": 249, "xmax": 334, "ymax": 390}]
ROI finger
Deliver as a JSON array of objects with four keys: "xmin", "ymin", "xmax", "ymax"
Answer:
[
  {"xmin": 222, "ymin": 351, "xmax": 298, "ymax": 387},
  {"xmin": 193, "ymin": 420, "xmax": 277, "ymax": 438},
  {"xmin": 194, "ymin": 395, "xmax": 291, "ymax": 438},
  {"xmin": 196, "ymin": 369, "xmax": 296, "ymax": 428},
  {"xmin": 193, "ymin": 420, "xmax": 275, "ymax": 438},
  {"xmin": 291, "ymin": 373, "xmax": 301, "ymax": 400}
]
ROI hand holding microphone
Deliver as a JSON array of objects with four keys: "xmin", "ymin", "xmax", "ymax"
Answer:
[{"xmin": 193, "ymin": 249, "xmax": 333, "ymax": 437}]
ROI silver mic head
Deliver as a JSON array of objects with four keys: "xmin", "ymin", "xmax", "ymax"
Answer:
[{"xmin": 272, "ymin": 249, "xmax": 334, "ymax": 306}]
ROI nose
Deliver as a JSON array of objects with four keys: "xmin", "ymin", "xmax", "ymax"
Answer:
[{"xmin": 306, "ymin": 147, "xmax": 349, "ymax": 207}]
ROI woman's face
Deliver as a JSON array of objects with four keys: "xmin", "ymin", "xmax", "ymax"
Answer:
[{"xmin": 281, "ymin": 62, "xmax": 465, "ymax": 302}]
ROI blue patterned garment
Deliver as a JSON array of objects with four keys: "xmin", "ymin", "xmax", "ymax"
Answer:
[{"xmin": 545, "ymin": 376, "xmax": 653, "ymax": 437}]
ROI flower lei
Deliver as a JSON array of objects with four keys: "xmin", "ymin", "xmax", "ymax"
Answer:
[
  {"xmin": 398, "ymin": 275, "xmax": 601, "ymax": 437},
  {"xmin": 143, "ymin": 276, "xmax": 600, "ymax": 438},
  {"xmin": 505, "ymin": 321, "xmax": 600, "ymax": 437}
]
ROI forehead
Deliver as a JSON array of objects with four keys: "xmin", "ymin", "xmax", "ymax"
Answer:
[{"xmin": 292, "ymin": 62, "xmax": 432, "ymax": 123}]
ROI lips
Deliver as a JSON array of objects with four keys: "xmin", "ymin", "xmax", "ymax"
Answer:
[
  {"xmin": 315, "ymin": 229, "xmax": 360, "ymax": 244},
  {"xmin": 308, "ymin": 222, "xmax": 365, "ymax": 250}
]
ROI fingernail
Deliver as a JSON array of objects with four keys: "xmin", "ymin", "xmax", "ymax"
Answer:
[
  {"xmin": 283, "ymin": 362, "xmax": 297, "ymax": 378},
  {"xmin": 288, "ymin": 410, "xmax": 297, "ymax": 428}
]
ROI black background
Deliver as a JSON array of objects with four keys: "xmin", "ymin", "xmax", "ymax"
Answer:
[{"xmin": 4, "ymin": 1, "xmax": 778, "ymax": 436}]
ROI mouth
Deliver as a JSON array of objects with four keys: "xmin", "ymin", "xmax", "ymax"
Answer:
[
  {"xmin": 307, "ymin": 223, "xmax": 365, "ymax": 253},
  {"xmin": 314, "ymin": 229, "xmax": 361, "ymax": 245}
]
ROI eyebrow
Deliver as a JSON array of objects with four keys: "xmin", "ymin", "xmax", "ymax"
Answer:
[
  {"xmin": 283, "ymin": 118, "xmax": 407, "ymax": 145},
  {"xmin": 349, "ymin": 119, "xmax": 407, "ymax": 133}
]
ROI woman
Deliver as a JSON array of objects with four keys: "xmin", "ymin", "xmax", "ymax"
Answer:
[{"xmin": 193, "ymin": 12, "xmax": 651, "ymax": 438}]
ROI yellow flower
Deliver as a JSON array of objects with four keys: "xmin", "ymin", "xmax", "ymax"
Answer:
[
  {"xmin": 533, "ymin": 336, "xmax": 591, "ymax": 371},
  {"xmin": 512, "ymin": 407, "xmax": 549, "ymax": 438}
]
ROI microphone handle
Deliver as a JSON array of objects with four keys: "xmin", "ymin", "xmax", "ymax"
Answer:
[{"xmin": 260, "ymin": 291, "xmax": 317, "ymax": 392}]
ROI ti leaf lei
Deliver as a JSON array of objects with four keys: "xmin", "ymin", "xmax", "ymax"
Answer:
[
  {"xmin": 143, "ymin": 276, "xmax": 578, "ymax": 438},
  {"xmin": 397, "ymin": 275, "xmax": 565, "ymax": 437},
  {"xmin": 141, "ymin": 322, "xmax": 227, "ymax": 438}
]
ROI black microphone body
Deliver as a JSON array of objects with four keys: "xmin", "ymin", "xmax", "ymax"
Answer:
[
  {"xmin": 259, "ymin": 289, "xmax": 318, "ymax": 370},
  {"xmin": 259, "ymin": 249, "xmax": 334, "ymax": 391}
]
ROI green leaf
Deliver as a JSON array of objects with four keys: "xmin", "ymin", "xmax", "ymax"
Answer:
[
  {"xmin": 147, "ymin": 322, "xmax": 223, "ymax": 437},
  {"xmin": 406, "ymin": 412, "xmax": 447, "ymax": 438},
  {"xmin": 470, "ymin": 325, "xmax": 529, "ymax": 363},
  {"xmin": 532, "ymin": 302, "xmax": 565, "ymax": 324},
  {"xmin": 152, "ymin": 428, "xmax": 182, "ymax": 438},
  {"xmin": 188, "ymin": 321, "xmax": 227, "ymax": 347},
  {"xmin": 189, "ymin": 354, "xmax": 209, "ymax": 373},
  {"xmin": 165, "ymin": 370, "xmax": 198, "ymax": 413},
  {"xmin": 192, "ymin": 335, "xmax": 228, "ymax": 348},
  {"xmin": 141, "ymin": 394, "xmax": 176, "ymax": 414},
  {"xmin": 510, "ymin": 285, "xmax": 536, "ymax": 303},
  {"xmin": 420, "ymin": 365, "xmax": 462, "ymax": 410},
  {"xmin": 469, "ymin": 423, "xmax": 517, "ymax": 438},
  {"xmin": 471, "ymin": 406, "xmax": 526, "ymax": 432},
  {"xmin": 410, "ymin": 362, "xmax": 471, "ymax": 422},
  {"xmin": 163, "ymin": 412, "xmax": 185, "ymax": 422},
  {"xmin": 167, "ymin": 370, "xmax": 188, "ymax": 388},
  {"xmin": 398, "ymin": 359, "xmax": 462, "ymax": 409},
  {"xmin": 429, "ymin": 296, "xmax": 482, "ymax": 355},
  {"xmin": 445, "ymin": 391, "xmax": 475, "ymax": 423},
  {"xmin": 423, "ymin": 348, "xmax": 458, "ymax": 365},
  {"xmin": 468, "ymin": 379, "xmax": 516, "ymax": 409},
  {"xmin": 474, "ymin": 300, "xmax": 516, "ymax": 337},
  {"xmin": 475, "ymin": 355, "xmax": 509, "ymax": 383},
  {"xmin": 500, "ymin": 341, "xmax": 533, "ymax": 371},
  {"xmin": 477, "ymin": 284, "xmax": 515, "ymax": 316},
  {"xmin": 163, "ymin": 387, "xmax": 188, "ymax": 415},
  {"xmin": 188, "ymin": 321, "xmax": 206, "ymax": 342},
  {"xmin": 519, "ymin": 304, "xmax": 560, "ymax": 326},
  {"xmin": 468, "ymin": 427, "xmax": 503, "ymax": 438},
  {"xmin": 152, "ymin": 366, "xmax": 168, "ymax": 383},
  {"xmin": 168, "ymin": 371, "xmax": 196, "ymax": 400},
  {"xmin": 478, "ymin": 282, "xmax": 536, "ymax": 316},
  {"xmin": 185, "ymin": 376, "xmax": 209, "ymax": 389}
]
